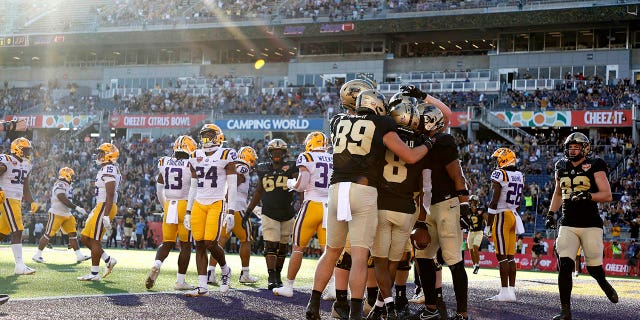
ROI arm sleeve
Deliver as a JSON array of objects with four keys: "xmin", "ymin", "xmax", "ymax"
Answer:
[
  {"xmin": 186, "ymin": 178, "xmax": 198, "ymax": 211},
  {"xmin": 292, "ymin": 169, "xmax": 310, "ymax": 192},
  {"xmin": 226, "ymin": 174, "xmax": 238, "ymax": 209}
]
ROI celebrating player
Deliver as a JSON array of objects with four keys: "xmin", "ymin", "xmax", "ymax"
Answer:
[{"xmin": 466, "ymin": 195, "xmax": 485, "ymax": 275}]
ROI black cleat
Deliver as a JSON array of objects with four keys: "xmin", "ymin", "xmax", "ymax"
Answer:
[
  {"xmin": 473, "ymin": 265, "xmax": 480, "ymax": 274},
  {"xmin": 409, "ymin": 307, "xmax": 441, "ymax": 320},
  {"xmin": 436, "ymin": 297, "xmax": 448, "ymax": 319},
  {"xmin": 306, "ymin": 303, "xmax": 320, "ymax": 320},
  {"xmin": 366, "ymin": 305, "xmax": 386, "ymax": 320},
  {"xmin": 552, "ymin": 304, "xmax": 572, "ymax": 320},
  {"xmin": 385, "ymin": 302, "xmax": 398, "ymax": 320},
  {"xmin": 332, "ymin": 300, "xmax": 350, "ymax": 320},
  {"xmin": 396, "ymin": 303, "xmax": 411, "ymax": 319},
  {"xmin": 603, "ymin": 282, "xmax": 619, "ymax": 303},
  {"xmin": 447, "ymin": 314, "xmax": 468, "ymax": 320}
]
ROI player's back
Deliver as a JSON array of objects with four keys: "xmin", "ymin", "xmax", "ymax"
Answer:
[
  {"xmin": 189, "ymin": 148, "xmax": 237, "ymax": 203},
  {"xmin": 95, "ymin": 163, "xmax": 121, "ymax": 203},
  {"xmin": 49, "ymin": 180, "xmax": 73, "ymax": 215},
  {"xmin": 0, "ymin": 154, "xmax": 31, "ymax": 200},
  {"xmin": 491, "ymin": 168, "xmax": 524, "ymax": 213},
  {"xmin": 158, "ymin": 156, "xmax": 191, "ymax": 200},
  {"xmin": 296, "ymin": 151, "xmax": 333, "ymax": 202}
]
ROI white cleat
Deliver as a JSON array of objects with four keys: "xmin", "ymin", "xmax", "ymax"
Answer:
[
  {"xmin": 174, "ymin": 282, "xmax": 195, "ymax": 291},
  {"xmin": 409, "ymin": 291, "xmax": 425, "ymax": 304},
  {"xmin": 14, "ymin": 264, "xmax": 36, "ymax": 275},
  {"xmin": 184, "ymin": 287, "xmax": 209, "ymax": 297},
  {"xmin": 273, "ymin": 284, "xmax": 294, "ymax": 297},
  {"xmin": 239, "ymin": 272, "xmax": 258, "ymax": 284},
  {"xmin": 487, "ymin": 293, "xmax": 516, "ymax": 302},
  {"xmin": 103, "ymin": 257, "xmax": 117, "ymax": 278},
  {"xmin": 0, "ymin": 294, "xmax": 8, "ymax": 305},
  {"xmin": 77, "ymin": 273, "xmax": 101, "ymax": 281},
  {"xmin": 76, "ymin": 255, "xmax": 91, "ymax": 263},
  {"xmin": 32, "ymin": 256, "xmax": 45, "ymax": 263},
  {"xmin": 145, "ymin": 266, "xmax": 160, "ymax": 289},
  {"xmin": 508, "ymin": 287, "xmax": 517, "ymax": 301},
  {"xmin": 207, "ymin": 268, "xmax": 219, "ymax": 286},
  {"xmin": 220, "ymin": 267, "xmax": 231, "ymax": 292}
]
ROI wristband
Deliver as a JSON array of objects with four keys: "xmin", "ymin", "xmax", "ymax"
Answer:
[{"xmin": 456, "ymin": 189, "xmax": 470, "ymax": 196}]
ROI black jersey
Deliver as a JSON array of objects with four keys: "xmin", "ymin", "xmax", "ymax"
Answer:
[
  {"xmin": 257, "ymin": 161, "xmax": 299, "ymax": 221},
  {"xmin": 421, "ymin": 132, "xmax": 459, "ymax": 204},
  {"xmin": 468, "ymin": 206, "xmax": 485, "ymax": 232},
  {"xmin": 556, "ymin": 156, "xmax": 607, "ymax": 228},
  {"xmin": 329, "ymin": 113, "xmax": 397, "ymax": 188},
  {"xmin": 377, "ymin": 127, "xmax": 423, "ymax": 214}
]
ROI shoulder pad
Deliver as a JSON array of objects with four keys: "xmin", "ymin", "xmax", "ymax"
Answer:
[
  {"xmin": 257, "ymin": 162, "xmax": 271, "ymax": 174},
  {"xmin": 297, "ymin": 152, "xmax": 314, "ymax": 164}
]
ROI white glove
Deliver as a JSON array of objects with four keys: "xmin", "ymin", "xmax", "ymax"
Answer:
[
  {"xmin": 103, "ymin": 216, "xmax": 112, "ymax": 230},
  {"xmin": 286, "ymin": 178, "xmax": 298, "ymax": 191},
  {"xmin": 76, "ymin": 207, "xmax": 87, "ymax": 216},
  {"xmin": 184, "ymin": 214, "xmax": 191, "ymax": 231},
  {"xmin": 224, "ymin": 213, "xmax": 235, "ymax": 233},
  {"xmin": 484, "ymin": 226, "xmax": 491, "ymax": 237}
]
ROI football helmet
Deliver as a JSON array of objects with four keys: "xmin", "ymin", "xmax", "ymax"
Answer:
[
  {"xmin": 199, "ymin": 124, "xmax": 224, "ymax": 150},
  {"xmin": 96, "ymin": 143, "xmax": 119, "ymax": 165},
  {"xmin": 173, "ymin": 135, "xmax": 197, "ymax": 159},
  {"xmin": 267, "ymin": 138, "xmax": 287, "ymax": 162},
  {"xmin": 340, "ymin": 79, "xmax": 374, "ymax": 111},
  {"xmin": 389, "ymin": 99, "xmax": 420, "ymax": 131},
  {"xmin": 10, "ymin": 137, "xmax": 32, "ymax": 159},
  {"xmin": 304, "ymin": 131, "xmax": 329, "ymax": 152},
  {"xmin": 389, "ymin": 92, "xmax": 418, "ymax": 109},
  {"xmin": 420, "ymin": 104, "xmax": 445, "ymax": 132},
  {"xmin": 59, "ymin": 167, "xmax": 75, "ymax": 183},
  {"xmin": 492, "ymin": 147, "xmax": 517, "ymax": 169},
  {"xmin": 469, "ymin": 195, "xmax": 479, "ymax": 206},
  {"xmin": 238, "ymin": 146, "xmax": 258, "ymax": 167},
  {"xmin": 355, "ymin": 89, "xmax": 388, "ymax": 116},
  {"xmin": 563, "ymin": 132, "xmax": 590, "ymax": 161}
]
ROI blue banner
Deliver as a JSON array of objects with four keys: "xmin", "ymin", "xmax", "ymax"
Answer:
[{"xmin": 215, "ymin": 118, "xmax": 324, "ymax": 131}]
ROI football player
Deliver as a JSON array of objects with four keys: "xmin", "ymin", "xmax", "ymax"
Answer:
[
  {"xmin": 367, "ymin": 94, "xmax": 424, "ymax": 320},
  {"xmin": 208, "ymin": 146, "xmax": 260, "ymax": 285},
  {"xmin": 466, "ymin": 195, "xmax": 485, "ymax": 275},
  {"xmin": 145, "ymin": 135, "xmax": 197, "ymax": 291},
  {"xmin": 32, "ymin": 167, "xmax": 91, "ymax": 264},
  {"xmin": 0, "ymin": 137, "xmax": 39, "ymax": 275},
  {"xmin": 184, "ymin": 124, "xmax": 236, "ymax": 296},
  {"xmin": 246, "ymin": 138, "xmax": 299, "ymax": 290},
  {"xmin": 546, "ymin": 132, "xmax": 617, "ymax": 320},
  {"xmin": 485, "ymin": 148, "xmax": 524, "ymax": 302},
  {"xmin": 273, "ymin": 132, "xmax": 333, "ymax": 298},
  {"xmin": 122, "ymin": 208, "xmax": 137, "ymax": 249},
  {"xmin": 78, "ymin": 143, "xmax": 121, "ymax": 281},
  {"xmin": 306, "ymin": 88, "xmax": 434, "ymax": 320}
]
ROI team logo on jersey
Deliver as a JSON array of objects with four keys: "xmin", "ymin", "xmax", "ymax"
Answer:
[{"xmin": 582, "ymin": 163, "xmax": 591, "ymax": 171}]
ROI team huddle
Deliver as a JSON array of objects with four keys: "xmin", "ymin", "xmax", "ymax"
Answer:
[{"xmin": 0, "ymin": 83, "xmax": 620, "ymax": 319}]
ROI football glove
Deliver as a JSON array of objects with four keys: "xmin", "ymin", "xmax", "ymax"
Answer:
[
  {"xmin": 545, "ymin": 211, "xmax": 557, "ymax": 229},
  {"xmin": 410, "ymin": 221, "xmax": 430, "ymax": 250},
  {"xmin": 224, "ymin": 213, "xmax": 235, "ymax": 233},
  {"xmin": 103, "ymin": 216, "xmax": 112, "ymax": 230},
  {"xmin": 400, "ymin": 85, "xmax": 428, "ymax": 100},
  {"xmin": 0, "ymin": 190, "xmax": 5, "ymax": 204},
  {"xmin": 76, "ymin": 207, "xmax": 87, "ymax": 216},
  {"xmin": 286, "ymin": 179, "xmax": 298, "ymax": 191},
  {"xmin": 570, "ymin": 191, "xmax": 591, "ymax": 202},
  {"xmin": 31, "ymin": 202, "xmax": 39, "ymax": 214},
  {"xmin": 422, "ymin": 134, "xmax": 434, "ymax": 150},
  {"xmin": 183, "ymin": 214, "xmax": 191, "ymax": 231}
]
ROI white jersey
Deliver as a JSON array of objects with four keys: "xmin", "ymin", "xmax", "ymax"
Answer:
[
  {"xmin": 157, "ymin": 156, "xmax": 192, "ymax": 200},
  {"xmin": 296, "ymin": 151, "xmax": 333, "ymax": 203},
  {"xmin": 0, "ymin": 154, "xmax": 32, "ymax": 200},
  {"xmin": 490, "ymin": 168, "xmax": 524, "ymax": 213},
  {"xmin": 189, "ymin": 148, "xmax": 238, "ymax": 205},
  {"xmin": 228, "ymin": 162, "xmax": 250, "ymax": 211},
  {"xmin": 95, "ymin": 163, "xmax": 121, "ymax": 203},
  {"xmin": 49, "ymin": 180, "xmax": 73, "ymax": 216}
]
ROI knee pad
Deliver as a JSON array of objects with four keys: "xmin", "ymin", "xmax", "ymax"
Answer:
[
  {"xmin": 336, "ymin": 251, "xmax": 352, "ymax": 271},
  {"xmin": 264, "ymin": 242, "xmax": 278, "ymax": 257},
  {"xmin": 559, "ymin": 257, "xmax": 575, "ymax": 276}
]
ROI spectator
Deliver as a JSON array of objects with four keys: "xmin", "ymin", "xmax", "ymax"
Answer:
[{"xmin": 611, "ymin": 241, "xmax": 623, "ymax": 259}]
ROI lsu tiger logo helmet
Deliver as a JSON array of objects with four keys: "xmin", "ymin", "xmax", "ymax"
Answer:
[
  {"xmin": 389, "ymin": 97, "xmax": 420, "ymax": 131},
  {"xmin": 11, "ymin": 137, "xmax": 32, "ymax": 159},
  {"xmin": 492, "ymin": 147, "xmax": 517, "ymax": 169},
  {"xmin": 563, "ymin": 132, "xmax": 590, "ymax": 161},
  {"xmin": 96, "ymin": 143, "xmax": 119, "ymax": 165},
  {"xmin": 58, "ymin": 167, "xmax": 75, "ymax": 183},
  {"xmin": 304, "ymin": 131, "xmax": 328, "ymax": 152},
  {"xmin": 267, "ymin": 138, "xmax": 287, "ymax": 163},
  {"xmin": 340, "ymin": 79, "xmax": 374, "ymax": 111},
  {"xmin": 238, "ymin": 146, "xmax": 258, "ymax": 167},
  {"xmin": 199, "ymin": 124, "xmax": 224, "ymax": 150},
  {"xmin": 173, "ymin": 135, "xmax": 197, "ymax": 159},
  {"xmin": 356, "ymin": 89, "xmax": 388, "ymax": 116},
  {"xmin": 419, "ymin": 103, "xmax": 445, "ymax": 132}
]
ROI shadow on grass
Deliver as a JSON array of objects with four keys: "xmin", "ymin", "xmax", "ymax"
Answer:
[
  {"xmin": 0, "ymin": 275, "xmax": 30, "ymax": 295},
  {"xmin": 179, "ymin": 294, "xmax": 294, "ymax": 320},
  {"xmin": 80, "ymin": 280, "xmax": 142, "ymax": 307}
]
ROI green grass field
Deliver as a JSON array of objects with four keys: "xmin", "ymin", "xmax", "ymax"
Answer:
[{"xmin": 0, "ymin": 244, "xmax": 319, "ymax": 299}]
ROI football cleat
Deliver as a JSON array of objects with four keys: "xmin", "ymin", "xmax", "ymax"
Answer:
[
  {"xmin": 410, "ymin": 307, "xmax": 440, "ymax": 320},
  {"xmin": 603, "ymin": 282, "xmax": 619, "ymax": 303},
  {"xmin": 448, "ymin": 313, "xmax": 469, "ymax": 320},
  {"xmin": 409, "ymin": 291, "xmax": 425, "ymax": 304},
  {"xmin": 14, "ymin": 264, "xmax": 36, "ymax": 275},
  {"xmin": 363, "ymin": 300, "xmax": 373, "ymax": 316},
  {"xmin": 77, "ymin": 255, "xmax": 91, "ymax": 263},
  {"xmin": 366, "ymin": 305, "xmax": 386, "ymax": 320},
  {"xmin": 323, "ymin": 280, "xmax": 336, "ymax": 301},
  {"xmin": 174, "ymin": 281, "xmax": 195, "ymax": 291},
  {"xmin": 220, "ymin": 267, "xmax": 231, "ymax": 292},
  {"xmin": 332, "ymin": 300, "xmax": 350, "ymax": 320},
  {"xmin": 32, "ymin": 255, "xmax": 45, "ymax": 263},
  {"xmin": 103, "ymin": 257, "xmax": 118, "ymax": 278},
  {"xmin": 508, "ymin": 287, "xmax": 517, "ymax": 302},
  {"xmin": 77, "ymin": 273, "xmax": 100, "ymax": 281},
  {"xmin": 473, "ymin": 265, "xmax": 480, "ymax": 274},
  {"xmin": 0, "ymin": 294, "xmax": 8, "ymax": 305},
  {"xmin": 145, "ymin": 266, "xmax": 160, "ymax": 289},
  {"xmin": 239, "ymin": 271, "xmax": 258, "ymax": 284},
  {"xmin": 184, "ymin": 287, "xmax": 209, "ymax": 297},
  {"xmin": 305, "ymin": 303, "xmax": 321, "ymax": 320},
  {"xmin": 273, "ymin": 284, "xmax": 294, "ymax": 297},
  {"xmin": 487, "ymin": 291, "xmax": 516, "ymax": 302},
  {"xmin": 208, "ymin": 268, "xmax": 219, "ymax": 286}
]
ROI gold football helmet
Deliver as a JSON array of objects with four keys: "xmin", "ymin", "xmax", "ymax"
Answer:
[
  {"xmin": 96, "ymin": 143, "xmax": 119, "ymax": 165},
  {"xmin": 563, "ymin": 132, "xmax": 590, "ymax": 161},
  {"xmin": 199, "ymin": 124, "xmax": 224, "ymax": 149},
  {"xmin": 340, "ymin": 79, "xmax": 374, "ymax": 111},
  {"xmin": 173, "ymin": 135, "xmax": 197, "ymax": 158},
  {"xmin": 11, "ymin": 137, "xmax": 32, "ymax": 159},
  {"xmin": 267, "ymin": 138, "xmax": 287, "ymax": 162},
  {"xmin": 304, "ymin": 131, "xmax": 329, "ymax": 152},
  {"xmin": 492, "ymin": 147, "xmax": 517, "ymax": 169},
  {"xmin": 355, "ymin": 89, "xmax": 388, "ymax": 116},
  {"xmin": 58, "ymin": 167, "xmax": 75, "ymax": 183},
  {"xmin": 419, "ymin": 103, "xmax": 445, "ymax": 132},
  {"xmin": 389, "ymin": 100, "xmax": 420, "ymax": 131},
  {"xmin": 238, "ymin": 146, "xmax": 258, "ymax": 167}
]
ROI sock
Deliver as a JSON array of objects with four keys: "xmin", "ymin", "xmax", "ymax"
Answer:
[
  {"xmin": 75, "ymin": 250, "xmax": 84, "ymax": 259},
  {"xmin": 558, "ymin": 257, "xmax": 574, "ymax": 306},
  {"xmin": 350, "ymin": 298, "xmax": 363, "ymax": 317},
  {"xmin": 154, "ymin": 260, "xmax": 162, "ymax": 269},
  {"xmin": 310, "ymin": 290, "xmax": 322, "ymax": 306},
  {"xmin": 208, "ymin": 265, "xmax": 215, "ymax": 271},
  {"xmin": 91, "ymin": 265, "xmax": 100, "ymax": 275},
  {"xmin": 383, "ymin": 296, "xmax": 394, "ymax": 304},
  {"xmin": 101, "ymin": 252, "xmax": 110, "ymax": 263},
  {"xmin": 198, "ymin": 275, "xmax": 208, "ymax": 289},
  {"xmin": 367, "ymin": 287, "xmax": 378, "ymax": 306},
  {"xmin": 449, "ymin": 261, "xmax": 469, "ymax": 313},
  {"xmin": 177, "ymin": 273, "xmax": 186, "ymax": 284},
  {"xmin": 396, "ymin": 284, "xmax": 406, "ymax": 299},
  {"xmin": 375, "ymin": 299, "xmax": 384, "ymax": 307},
  {"xmin": 11, "ymin": 244, "xmax": 23, "ymax": 265},
  {"xmin": 436, "ymin": 287, "xmax": 443, "ymax": 299},
  {"xmin": 35, "ymin": 249, "xmax": 43, "ymax": 257},
  {"xmin": 417, "ymin": 258, "xmax": 437, "ymax": 305},
  {"xmin": 286, "ymin": 279, "xmax": 295, "ymax": 287},
  {"xmin": 242, "ymin": 266, "xmax": 249, "ymax": 273},
  {"xmin": 336, "ymin": 289, "xmax": 348, "ymax": 302}
]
